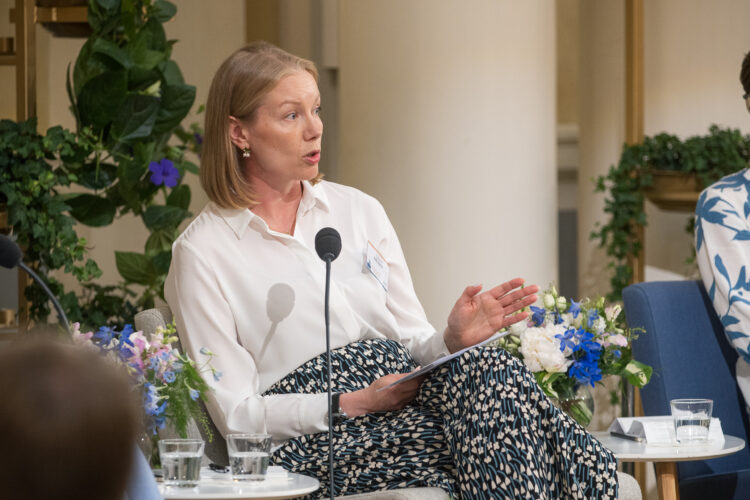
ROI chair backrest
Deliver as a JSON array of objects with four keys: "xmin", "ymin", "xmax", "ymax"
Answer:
[
  {"xmin": 134, "ymin": 307, "xmax": 229, "ymax": 466},
  {"xmin": 124, "ymin": 445, "xmax": 161, "ymax": 500},
  {"xmin": 623, "ymin": 280, "xmax": 750, "ymax": 481}
]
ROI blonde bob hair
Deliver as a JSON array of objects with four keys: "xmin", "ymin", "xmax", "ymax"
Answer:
[{"xmin": 201, "ymin": 41, "xmax": 323, "ymax": 208}]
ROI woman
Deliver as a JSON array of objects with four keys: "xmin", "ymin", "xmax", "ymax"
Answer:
[{"xmin": 165, "ymin": 41, "xmax": 618, "ymax": 499}]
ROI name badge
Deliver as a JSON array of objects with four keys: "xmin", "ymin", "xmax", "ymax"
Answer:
[{"xmin": 365, "ymin": 241, "xmax": 389, "ymax": 292}]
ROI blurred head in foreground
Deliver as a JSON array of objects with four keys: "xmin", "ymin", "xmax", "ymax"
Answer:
[{"xmin": 0, "ymin": 338, "xmax": 139, "ymax": 500}]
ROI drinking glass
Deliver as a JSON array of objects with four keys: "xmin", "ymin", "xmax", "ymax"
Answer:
[
  {"xmin": 226, "ymin": 433, "xmax": 272, "ymax": 481},
  {"xmin": 670, "ymin": 398, "xmax": 713, "ymax": 443},
  {"xmin": 158, "ymin": 438, "xmax": 205, "ymax": 487}
]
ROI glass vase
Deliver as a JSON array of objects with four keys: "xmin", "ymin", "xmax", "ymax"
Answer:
[
  {"xmin": 138, "ymin": 432, "xmax": 161, "ymax": 469},
  {"xmin": 551, "ymin": 385, "xmax": 595, "ymax": 428}
]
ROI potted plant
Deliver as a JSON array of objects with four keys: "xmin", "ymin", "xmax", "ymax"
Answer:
[
  {"xmin": 591, "ymin": 125, "xmax": 750, "ymax": 300},
  {"xmin": 1, "ymin": 0, "xmax": 202, "ymax": 328},
  {"xmin": 0, "ymin": 118, "xmax": 102, "ymax": 324}
]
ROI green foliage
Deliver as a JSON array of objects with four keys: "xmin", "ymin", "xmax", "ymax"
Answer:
[
  {"xmin": 591, "ymin": 125, "xmax": 750, "ymax": 301},
  {"xmin": 1, "ymin": 0, "xmax": 202, "ymax": 327},
  {"xmin": 0, "ymin": 118, "xmax": 102, "ymax": 321},
  {"xmin": 64, "ymin": 0, "xmax": 202, "ymax": 324}
]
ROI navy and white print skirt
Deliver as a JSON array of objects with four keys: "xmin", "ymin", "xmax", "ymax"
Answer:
[{"xmin": 264, "ymin": 339, "xmax": 619, "ymax": 499}]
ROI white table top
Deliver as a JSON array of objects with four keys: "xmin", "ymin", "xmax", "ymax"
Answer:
[
  {"xmin": 593, "ymin": 432, "xmax": 746, "ymax": 462},
  {"xmin": 158, "ymin": 468, "xmax": 320, "ymax": 500}
]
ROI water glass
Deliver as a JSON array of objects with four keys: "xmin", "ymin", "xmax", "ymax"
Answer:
[
  {"xmin": 158, "ymin": 438, "xmax": 205, "ymax": 487},
  {"xmin": 227, "ymin": 433, "xmax": 272, "ymax": 481},
  {"xmin": 670, "ymin": 398, "xmax": 713, "ymax": 443}
]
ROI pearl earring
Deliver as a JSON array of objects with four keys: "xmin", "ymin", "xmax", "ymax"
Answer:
[{"xmin": 242, "ymin": 148, "xmax": 251, "ymax": 159}]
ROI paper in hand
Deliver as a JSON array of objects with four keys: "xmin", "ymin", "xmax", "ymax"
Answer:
[{"xmin": 376, "ymin": 331, "xmax": 510, "ymax": 392}]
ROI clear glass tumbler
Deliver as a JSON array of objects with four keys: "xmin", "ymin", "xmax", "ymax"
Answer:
[
  {"xmin": 226, "ymin": 433, "xmax": 272, "ymax": 481},
  {"xmin": 158, "ymin": 438, "xmax": 205, "ymax": 487}
]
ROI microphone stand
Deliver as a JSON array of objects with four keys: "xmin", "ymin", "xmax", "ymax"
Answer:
[
  {"xmin": 314, "ymin": 226, "xmax": 341, "ymax": 500},
  {"xmin": 18, "ymin": 261, "xmax": 71, "ymax": 334},
  {"xmin": 324, "ymin": 256, "xmax": 335, "ymax": 500}
]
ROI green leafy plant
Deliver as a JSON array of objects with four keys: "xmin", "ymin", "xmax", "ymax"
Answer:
[
  {"xmin": 63, "ymin": 0, "xmax": 200, "ymax": 316},
  {"xmin": 591, "ymin": 125, "xmax": 750, "ymax": 301},
  {"xmin": 0, "ymin": 118, "xmax": 101, "ymax": 322},
  {"xmin": 1, "ymin": 0, "xmax": 202, "ymax": 328}
]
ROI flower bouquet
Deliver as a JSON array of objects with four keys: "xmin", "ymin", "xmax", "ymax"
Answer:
[
  {"xmin": 72, "ymin": 321, "xmax": 220, "ymax": 441},
  {"xmin": 497, "ymin": 285, "xmax": 652, "ymax": 427}
]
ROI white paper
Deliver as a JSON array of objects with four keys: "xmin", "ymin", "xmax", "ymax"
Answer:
[
  {"xmin": 376, "ymin": 331, "xmax": 509, "ymax": 392},
  {"xmin": 608, "ymin": 416, "xmax": 724, "ymax": 445}
]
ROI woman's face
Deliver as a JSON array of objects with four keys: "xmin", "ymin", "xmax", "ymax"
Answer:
[{"xmin": 241, "ymin": 70, "xmax": 323, "ymax": 187}]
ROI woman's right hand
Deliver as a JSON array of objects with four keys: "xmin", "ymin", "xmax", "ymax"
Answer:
[{"xmin": 339, "ymin": 370, "xmax": 425, "ymax": 417}]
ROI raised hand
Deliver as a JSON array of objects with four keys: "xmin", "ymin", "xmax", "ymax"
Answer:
[{"xmin": 443, "ymin": 277, "xmax": 538, "ymax": 353}]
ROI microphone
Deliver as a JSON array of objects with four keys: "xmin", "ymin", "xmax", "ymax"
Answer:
[
  {"xmin": 314, "ymin": 227, "xmax": 341, "ymax": 500},
  {"xmin": 315, "ymin": 227, "xmax": 342, "ymax": 262},
  {"xmin": 0, "ymin": 234, "xmax": 71, "ymax": 333}
]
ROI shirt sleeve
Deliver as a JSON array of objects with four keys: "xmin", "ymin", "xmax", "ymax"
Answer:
[
  {"xmin": 373, "ymin": 201, "xmax": 450, "ymax": 365},
  {"xmin": 165, "ymin": 239, "xmax": 329, "ymax": 442},
  {"xmin": 695, "ymin": 186, "xmax": 750, "ymax": 365}
]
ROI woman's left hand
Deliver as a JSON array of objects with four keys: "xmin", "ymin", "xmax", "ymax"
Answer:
[{"xmin": 443, "ymin": 277, "xmax": 538, "ymax": 353}]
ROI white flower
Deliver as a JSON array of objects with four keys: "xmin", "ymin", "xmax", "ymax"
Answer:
[
  {"xmin": 508, "ymin": 320, "xmax": 527, "ymax": 336},
  {"xmin": 519, "ymin": 324, "xmax": 572, "ymax": 373},
  {"xmin": 602, "ymin": 333, "xmax": 628, "ymax": 347},
  {"xmin": 592, "ymin": 317, "xmax": 606, "ymax": 335},
  {"xmin": 543, "ymin": 292, "xmax": 556, "ymax": 309},
  {"xmin": 556, "ymin": 296, "xmax": 567, "ymax": 310},
  {"xmin": 605, "ymin": 304, "xmax": 622, "ymax": 322}
]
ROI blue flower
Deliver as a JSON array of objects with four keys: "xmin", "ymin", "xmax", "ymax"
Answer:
[
  {"xmin": 189, "ymin": 388, "xmax": 200, "ymax": 401},
  {"xmin": 567, "ymin": 300, "xmax": 581, "ymax": 318},
  {"xmin": 555, "ymin": 328, "xmax": 577, "ymax": 352},
  {"xmin": 149, "ymin": 158, "xmax": 180, "ymax": 188},
  {"xmin": 163, "ymin": 370, "xmax": 176, "ymax": 384},
  {"xmin": 587, "ymin": 310, "xmax": 599, "ymax": 329},
  {"xmin": 120, "ymin": 324, "xmax": 134, "ymax": 336},
  {"xmin": 149, "ymin": 356, "xmax": 160, "ymax": 370},
  {"xmin": 573, "ymin": 329, "xmax": 603, "ymax": 357},
  {"xmin": 530, "ymin": 306, "xmax": 546, "ymax": 326},
  {"xmin": 569, "ymin": 353, "xmax": 603, "ymax": 387},
  {"xmin": 143, "ymin": 383, "xmax": 166, "ymax": 416},
  {"xmin": 93, "ymin": 326, "xmax": 115, "ymax": 344},
  {"xmin": 212, "ymin": 369, "xmax": 223, "ymax": 382}
]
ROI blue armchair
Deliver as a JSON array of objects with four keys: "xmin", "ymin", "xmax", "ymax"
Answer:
[{"xmin": 623, "ymin": 280, "xmax": 750, "ymax": 499}]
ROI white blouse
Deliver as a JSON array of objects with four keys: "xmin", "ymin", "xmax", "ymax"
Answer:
[{"xmin": 165, "ymin": 180, "xmax": 449, "ymax": 443}]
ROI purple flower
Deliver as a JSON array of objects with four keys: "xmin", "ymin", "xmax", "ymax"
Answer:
[{"xmin": 149, "ymin": 158, "xmax": 180, "ymax": 188}]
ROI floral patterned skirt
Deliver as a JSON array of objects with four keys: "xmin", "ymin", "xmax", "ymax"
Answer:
[{"xmin": 264, "ymin": 339, "xmax": 619, "ymax": 499}]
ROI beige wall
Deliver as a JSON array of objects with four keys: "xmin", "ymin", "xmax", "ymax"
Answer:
[
  {"xmin": 577, "ymin": 1, "xmax": 626, "ymax": 298},
  {"xmin": 338, "ymin": 0, "xmax": 558, "ymax": 327},
  {"xmin": 578, "ymin": 0, "xmax": 750, "ymax": 298},
  {"xmin": 643, "ymin": 0, "xmax": 750, "ymax": 277},
  {"xmin": 557, "ymin": 0, "xmax": 580, "ymax": 126}
]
